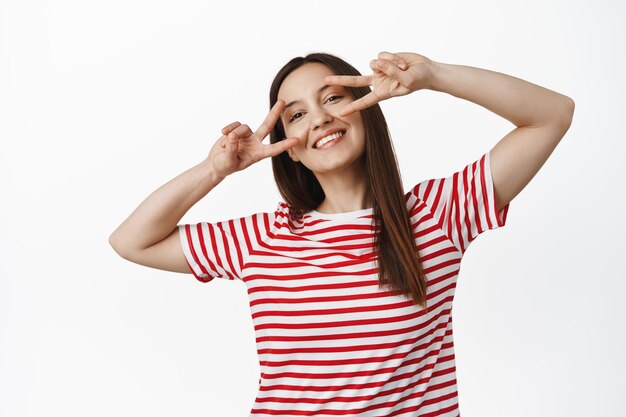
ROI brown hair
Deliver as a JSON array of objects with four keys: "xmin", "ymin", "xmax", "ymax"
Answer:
[{"xmin": 269, "ymin": 52, "xmax": 428, "ymax": 311}]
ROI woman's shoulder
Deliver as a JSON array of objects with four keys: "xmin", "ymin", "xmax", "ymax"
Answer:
[{"xmin": 275, "ymin": 201, "xmax": 305, "ymax": 220}]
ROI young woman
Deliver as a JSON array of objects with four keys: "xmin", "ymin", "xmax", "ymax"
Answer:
[{"xmin": 110, "ymin": 51, "xmax": 574, "ymax": 416}]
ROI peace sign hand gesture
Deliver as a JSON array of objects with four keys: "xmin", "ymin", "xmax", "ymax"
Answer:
[
  {"xmin": 208, "ymin": 100, "xmax": 299, "ymax": 179},
  {"xmin": 324, "ymin": 51, "xmax": 435, "ymax": 117}
]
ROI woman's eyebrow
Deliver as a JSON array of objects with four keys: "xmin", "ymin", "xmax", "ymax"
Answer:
[{"xmin": 282, "ymin": 84, "xmax": 335, "ymax": 114}]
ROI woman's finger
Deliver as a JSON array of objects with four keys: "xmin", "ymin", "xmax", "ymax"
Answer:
[
  {"xmin": 324, "ymin": 74, "xmax": 372, "ymax": 88},
  {"xmin": 254, "ymin": 99, "xmax": 286, "ymax": 143},
  {"xmin": 229, "ymin": 123, "xmax": 253, "ymax": 138},
  {"xmin": 261, "ymin": 137, "xmax": 299, "ymax": 159},
  {"xmin": 338, "ymin": 90, "xmax": 384, "ymax": 117},
  {"xmin": 370, "ymin": 59, "xmax": 408, "ymax": 81},
  {"xmin": 377, "ymin": 51, "xmax": 408, "ymax": 70},
  {"xmin": 221, "ymin": 124, "xmax": 253, "ymax": 148},
  {"xmin": 370, "ymin": 59, "xmax": 414, "ymax": 91},
  {"xmin": 227, "ymin": 126, "xmax": 239, "ymax": 155},
  {"xmin": 221, "ymin": 121, "xmax": 241, "ymax": 135},
  {"xmin": 219, "ymin": 133, "xmax": 233, "ymax": 148}
]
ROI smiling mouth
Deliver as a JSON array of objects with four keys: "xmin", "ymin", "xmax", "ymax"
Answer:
[{"xmin": 313, "ymin": 129, "xmax": 347, "ymax": 149}]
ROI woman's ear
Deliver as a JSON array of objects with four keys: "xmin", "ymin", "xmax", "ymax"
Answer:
[{"xmin": 287, "ymin": 147, "xmax": 300, "ymax": 162}]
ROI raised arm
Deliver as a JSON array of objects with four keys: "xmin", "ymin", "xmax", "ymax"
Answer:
[
  {"xmin": 108, "ymin": 101, "xmax": 298, "ymax": 274},
  {"xmin": 108, "ymin": 159, "xmax": 225, "ymax": 273},
  {"xmin": 427, "ymin": 60, "xmax": 575, "ymax": 212},
  {"xmin": 325, "ymin": 51, "xmax": 575, "ymax": 212}
]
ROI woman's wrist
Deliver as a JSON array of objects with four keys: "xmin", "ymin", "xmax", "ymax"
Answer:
[
  {"xmin": 425, "ymin": 60, "xmax": 446, "ymax": 92},
  {"xmin": 198, "ymin": 157, "xmax": 227, "ymax": 185}
]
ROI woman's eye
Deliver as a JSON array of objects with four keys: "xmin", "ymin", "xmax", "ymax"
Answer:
[
  {"xmin": 288, "ymin": 95, "xmax": 343, "ymax": 123},
  {"xmin": 327, "ymin": 95, "xmax": 342, "ymax": 103},
  {"xmin": 289, "ymin": 112, "xmax": 303, "ymax": 123}
]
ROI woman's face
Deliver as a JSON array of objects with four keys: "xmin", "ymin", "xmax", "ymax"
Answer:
[{"xmin": 278, "ymin": 62, "xmax": 366, "ymax": 175}]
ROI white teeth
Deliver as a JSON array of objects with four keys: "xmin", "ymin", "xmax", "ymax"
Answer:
[{"xmin": 314, "ymin": 131, "xmax": 344, "ymax": 148}]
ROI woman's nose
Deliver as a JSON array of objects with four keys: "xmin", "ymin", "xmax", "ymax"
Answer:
[{"xmin": 310, "ymin": 107, "xmax": 333, "ymax": 129}]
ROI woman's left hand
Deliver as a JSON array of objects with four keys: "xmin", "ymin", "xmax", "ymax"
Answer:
[{"xmin": 325, "ymin": 51, "xmax": 435, "ymax": 117}]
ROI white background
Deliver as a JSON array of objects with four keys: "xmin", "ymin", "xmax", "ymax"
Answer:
[{"xmin": 1, "ymin": 0, "xmax": 624, "ymax": 416}]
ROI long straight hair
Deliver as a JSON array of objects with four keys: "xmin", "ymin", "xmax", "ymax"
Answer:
[{"xmin": 268, "ymin": 52, "xmax": 429, "ymax": 311}]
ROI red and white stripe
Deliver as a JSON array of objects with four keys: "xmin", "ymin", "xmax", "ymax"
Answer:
[{"xmin": 179, "ymin": 149, "xmax": 510, "ymax": 416}]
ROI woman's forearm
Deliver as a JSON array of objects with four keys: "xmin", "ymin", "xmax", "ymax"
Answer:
[
  {"xmin": 109, "ymin": 158, "xmax": 225, "ymax": 256},
  {"xmin": 428, "ymin": 60, "xmax": 574, "ymax": 127}
]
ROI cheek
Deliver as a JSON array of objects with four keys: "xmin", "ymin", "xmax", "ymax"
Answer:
[
  {"xmin": 285, "ymin": 127, "xmax": 307, "ymax": 147},
  {"xmin": 292, "ymin": 138, "xmax": 305, "ymax": 149},
  {"xmin": 286, "ymin": 135, "xmax": 307, "ymax": 152},
  {"xmin": 346, "ymin": 114, "xmax": 364, "ymax": 132}
]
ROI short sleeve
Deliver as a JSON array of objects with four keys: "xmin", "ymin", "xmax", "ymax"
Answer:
[
  {"xmin": 178, "ymin": 215, "xmax": 253, "ymax": 283},
  {"xmin": 411, "ymin": 149, "xmax": 510, "ymax": 255}
]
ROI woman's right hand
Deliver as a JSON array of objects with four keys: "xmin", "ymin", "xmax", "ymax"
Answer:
[{"xmin": 207, "ymin": 99, "xmax": 300, "ymax": 179}]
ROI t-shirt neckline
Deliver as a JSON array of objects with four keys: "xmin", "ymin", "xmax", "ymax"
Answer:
[{"xmin": 307, "ymin": 207, "xmax": 374, "ymax": 220}]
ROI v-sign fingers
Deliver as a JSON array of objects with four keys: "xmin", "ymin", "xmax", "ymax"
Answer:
[
  {"xmin": 255, "ymin": 99, "xmax": 285, "ymax": 142},
  {"xmin": 338, "ymin": 91, "xmax": 384, "ymax": 117}
]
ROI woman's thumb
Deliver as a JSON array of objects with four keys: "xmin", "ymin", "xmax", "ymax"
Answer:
[{"xmin": 228, "ymin": 133, "xmax": 238, "ymax": 155}]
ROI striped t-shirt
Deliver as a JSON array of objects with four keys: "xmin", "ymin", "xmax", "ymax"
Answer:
[{"xmin": 179, "ymin": 149, "xmax": 510, "ymax": 416}]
